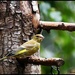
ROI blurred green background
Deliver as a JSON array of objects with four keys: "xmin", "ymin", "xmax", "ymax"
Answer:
[{"xmin": 39, "ymin": 1, "xmax": 75, "ymax": 74}]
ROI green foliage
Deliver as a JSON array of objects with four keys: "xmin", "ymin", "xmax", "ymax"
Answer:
[{"xmin": 39, "ymin": 1, "xmax": 75, "ymax": 74}]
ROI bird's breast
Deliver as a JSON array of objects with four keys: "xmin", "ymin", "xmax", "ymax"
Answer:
[{"xmin": 24, "ymin": 43, "xmax": 40, "ymax": 56}]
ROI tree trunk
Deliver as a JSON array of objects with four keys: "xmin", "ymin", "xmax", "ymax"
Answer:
[{"xmin": 0, "ymin": 1, "xmax": 41, "ymax": 74}]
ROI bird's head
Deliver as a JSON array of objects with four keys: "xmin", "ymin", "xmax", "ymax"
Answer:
[{"xmin": 32, "ymin": 34, "xmax": 44, "ymax": 43}]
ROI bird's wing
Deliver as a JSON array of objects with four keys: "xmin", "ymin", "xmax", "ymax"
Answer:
[
  {"xmin": 11, "ymin": 40, "xmax": 38, "ymax": 55},
  {"xmin": 20, "ymin": 39, "xmax": 37, "ymax": 50}
]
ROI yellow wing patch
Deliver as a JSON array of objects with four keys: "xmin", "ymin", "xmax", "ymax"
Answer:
[{"xmin": 15, "ymin": 49, "xmax": 27, "ymax": 56}]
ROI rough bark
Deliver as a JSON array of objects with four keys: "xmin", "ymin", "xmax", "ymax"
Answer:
[
  {"xmin": 0, "ymin": 1, "xmax": 41, "ymax": 74},
  {"xmin": 40, "ymin": 21, "xmax": 75, "ymax": 32},
  {"xmin": 18, "ymin": 57, "xmax": 64, "ymax": 67}
]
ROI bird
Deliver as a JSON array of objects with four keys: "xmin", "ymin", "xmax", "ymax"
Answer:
[{"xmin": 0, "ymin": 34, "xmax": 44, "ymax": 61}]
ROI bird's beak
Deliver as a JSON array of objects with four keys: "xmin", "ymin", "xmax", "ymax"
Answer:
[{"xmin": 42, "ymin": 36, "xmax": 44, "ymax": 39}]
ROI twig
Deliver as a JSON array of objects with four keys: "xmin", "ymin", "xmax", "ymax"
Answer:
[
  {"xmin": 17, "ymin": 57, "xmax": 64, "ymax": 67},
  {"xmin": 40, "ymin": 21, "xmax": 75, "ymax": 31}
]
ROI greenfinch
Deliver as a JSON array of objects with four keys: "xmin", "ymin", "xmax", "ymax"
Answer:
[{"xmin": 0, "ymin": 34, "xmax": 44, "ymax": 61}]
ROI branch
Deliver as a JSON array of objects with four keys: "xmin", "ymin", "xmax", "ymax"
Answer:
[
  {"xmin": 17, "ymin": 57, "xmax": 64, "ymax": 67},
  {"xmin": 40, "ymin": 21, "xmax": 75, "ymax": 31}
]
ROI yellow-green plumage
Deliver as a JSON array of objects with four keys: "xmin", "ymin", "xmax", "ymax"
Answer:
[{"xmin": 0, "ymin": 34, "xmax": 44, "ymax": 61}]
